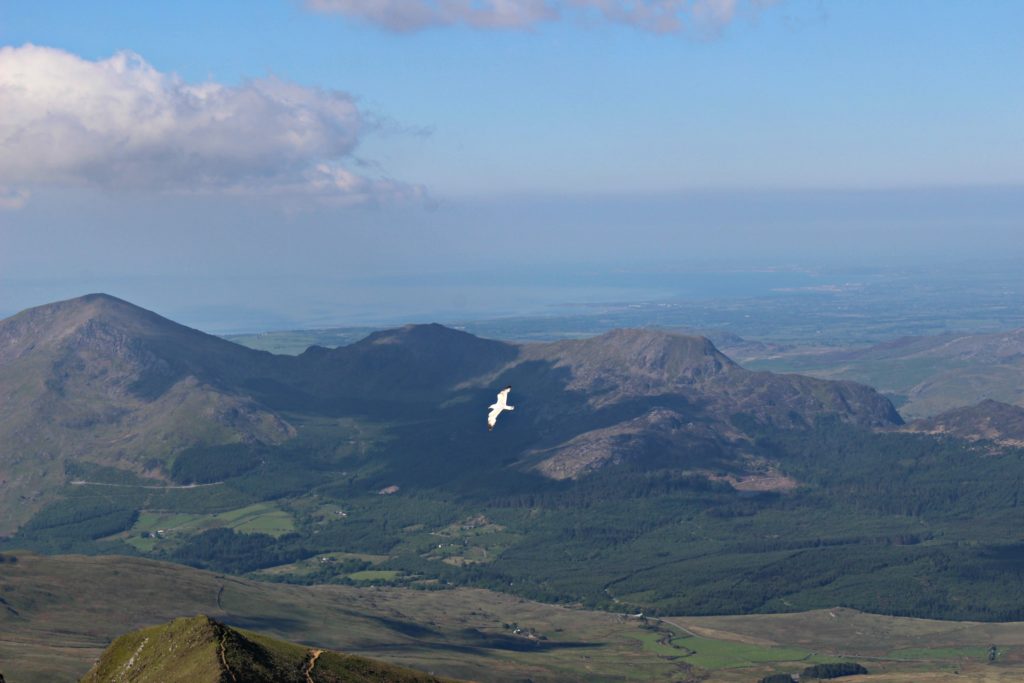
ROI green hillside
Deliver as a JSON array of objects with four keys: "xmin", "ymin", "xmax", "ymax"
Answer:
[
  {"xmin": 80, "ymin": 615, "xmax": 454, "ymax": 683},
  {"xmin": 743, "ymin": 329, "xmax": 1024, "ymax": 419}
]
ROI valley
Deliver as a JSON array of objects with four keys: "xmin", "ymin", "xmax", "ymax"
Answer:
[
  {"xmin": 3, "ymin": 553, "xmax": 1023, "ymax": 682},
  {"xmin": 4, "ymin": 294, "xmax": 1024, "ymax": 680}
]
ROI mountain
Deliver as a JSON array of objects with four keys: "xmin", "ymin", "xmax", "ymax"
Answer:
[
  {"xmin": 299, "ymin": 323, "xmax": 519, "ymax": 401},
  {"xmin": 9, "ymin": 296, "xmax": 1024, "ymax": 627},
  {"xmin": 0, "ymin": 295, "xmax": 905, "ymax": 532},
  {"xmin": 81, "ymin": 615, "xmax": 456, "ymax": 683},
  {"xmin": 904, "ymin": 399, "xmax": 1024, "ymax": 448},
  {"xmin": 505, "ymin": 328, "xmax": 901, "ymax": 479},
  {"xmin": 0, "ymin": 294, "xmax": 296, "ymax": 532},
  {"xmin": 743, "ymin": 329, "xmax": 1024, "ymax": 419}
]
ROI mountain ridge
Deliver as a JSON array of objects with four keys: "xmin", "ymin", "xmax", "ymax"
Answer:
[
  {"xmin": 744, "ymin": 327, "xmax": 1024, "ymax": 418},
  {"xmin": 1, "ymin": 294, "xmax": 902, "ymax": 532},
  {"xmin": 81, "ymin": 614, "xmax": 457, "ymax": 683}
]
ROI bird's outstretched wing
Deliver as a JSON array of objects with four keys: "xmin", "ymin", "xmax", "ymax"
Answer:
[
  {"xmin": 487, "ymin": 386, "xmax": 513, "ymax": 431},
  {"xmin": 495, "ymin": 386, "xmax": 511, "ymax": 408}
]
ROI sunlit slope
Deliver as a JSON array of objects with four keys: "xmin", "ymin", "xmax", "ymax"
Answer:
[
  {"xmin": 80, "ymin": 615, "xmax": 455, "ymax": 683},
  {"xmin": 0, "ymin": 294, "xmax": 294, "ymax": 532}
]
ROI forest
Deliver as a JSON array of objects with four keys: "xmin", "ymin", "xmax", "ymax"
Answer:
[{"xmin": 9, "ymin": 415, "xmax": 1024, "ymax": 622}]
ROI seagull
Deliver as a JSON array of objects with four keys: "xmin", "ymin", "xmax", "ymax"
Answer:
[{"xmin": 487, "ymin": 386, "xmax": 514, "ymax": 431}]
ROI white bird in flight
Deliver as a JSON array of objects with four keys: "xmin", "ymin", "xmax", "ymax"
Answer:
[{"xmin": 487, "ymin": 386, "xmax": 515, "ymax": 431}]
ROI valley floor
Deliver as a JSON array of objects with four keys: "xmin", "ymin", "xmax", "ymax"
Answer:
[{"xmin": 2, "ymin": 553, "xmax": 1023, "ymax": 682}]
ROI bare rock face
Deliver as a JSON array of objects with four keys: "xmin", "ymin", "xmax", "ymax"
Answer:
[{"xmin": 531, "ymin": 408, "xmax": 705, "ymax": 480}]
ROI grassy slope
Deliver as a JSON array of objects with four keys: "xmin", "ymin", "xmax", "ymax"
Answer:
[
  {"xmin": 4, "ymin": 554, "xmax": 1024, "ymax": 683},
  {"xmin": 0, "ymin": 553, "xmax": 686, "ymax": 683},
  {"xmin": 79, "ymin": 615, "xmax": 455, "ymax": 683},
  {"xmin": 79, "ymin": 616, "xmax": 224, "ymax": 683},
  {"xmin": 0, "ymin": 295, "xmax": 293, "ymax": 533},
  {"xmin": 742, "ymin": 333, "xmax": 1024, "ymax": 419},
  {"xmin": 669, "ymin": 608, "xmax": 1024, "ymax": 682}
]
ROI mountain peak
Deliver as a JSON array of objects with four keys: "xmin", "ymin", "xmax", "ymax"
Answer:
[
  {"xmin": 593, "ymin": 328, "xmax": 733, "ymax": 361},
  {"xmin": 81, "ymin": 615, "xmax": 457, "ymax": 683},
  {"xmin": 363, "ymin": 322, "xmax": 480, "ymax": 345},
  {"xmin": 1, "ymin": 293, "xmax": 189, "ymax": 357},
  {"xmin": 76, "ymin": 292, "xmax": 131, "ymax": 305},
  {"xmin": 527, "ymin": 327, "xmax": 737, "ymax": 391},
  {"xmin": 305, "ymin": 323, "xmax": 519, "ymax": 398},
  {"xmin": 0, "ymin": 296, "xmax": 292, "ymax": 532},
  {"xmin": 0, "ymin": 293, "xmax": 274, "ymax": 384}
]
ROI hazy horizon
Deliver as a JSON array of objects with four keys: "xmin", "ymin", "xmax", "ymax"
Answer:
[{"xmin": 2, "ymin": 1, "xmax": 1022, "ymax": 331}]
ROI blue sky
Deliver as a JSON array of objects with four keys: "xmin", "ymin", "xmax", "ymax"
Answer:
[{"xmin": 1, "ymin": 1, "xmax": 1022, "ymax": 329}]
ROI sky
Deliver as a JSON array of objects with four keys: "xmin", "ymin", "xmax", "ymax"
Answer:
[{"xmin": 1, "ymin": 1, "xmax": 1022, "ymax": 330}]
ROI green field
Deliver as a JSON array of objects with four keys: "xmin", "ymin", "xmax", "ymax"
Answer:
[
  {"xmin": 675, "ymin": 636, "xmax": 822, "ymax": 670},
  {"xmin": 628, "ymin": 626, "xmax": 829, "ymax": 670},
  {"xmin": 346, "ymin": 569, "xmax": 401, "ymax": 581},
  {"xmin": 254, "ymin": 550, "xmax": 391, "ymax": 577},
  {"xmin": 123, "ymin": 503, "xmax": 295, "ymax": 550}
]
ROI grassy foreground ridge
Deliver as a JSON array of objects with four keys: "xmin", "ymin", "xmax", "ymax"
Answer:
[{"xmin": 81, "ymin": 615, "xmax": 454, "ymax": 683}]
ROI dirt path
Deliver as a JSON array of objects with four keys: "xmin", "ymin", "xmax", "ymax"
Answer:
[
  {"xmin": 69, "ymin": 480, "xmax": 223, "ymax": 489},
  {"xmin": 305, "ymin": 649, "xmax": 323, "ymax": 683},
  {"xmin": 220, "ymin": 633, "xmax": 238, "ymax": 683}
]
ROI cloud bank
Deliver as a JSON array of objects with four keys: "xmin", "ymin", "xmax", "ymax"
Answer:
[
  {"xmin": 0, "ymin": 44, "xmax": 420, "ymax": 206},
  {"xmin": 306, "ymin": 0, "xmax": 778, "ymax": 33}
]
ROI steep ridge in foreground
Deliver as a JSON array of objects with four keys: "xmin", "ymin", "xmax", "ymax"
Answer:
[{"xmin": 81, "ymin": 615, "xmax": 457, "ymax": 683}]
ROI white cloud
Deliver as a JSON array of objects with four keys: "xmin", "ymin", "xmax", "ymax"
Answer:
[
  {"xmin": 0, "ymin": 44, "xmax": 421, "ymax": 205},
  {"xmin": 306, "ymin": 0, "xmax": 777, "ymax": 33},
  {"xmin": 305, "ymin": 0, "xmax": 556, "ymax": 31}
]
